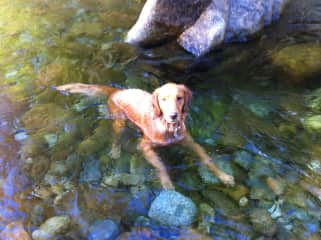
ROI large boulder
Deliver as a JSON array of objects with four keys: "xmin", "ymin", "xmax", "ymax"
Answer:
[{"xmin": 125, "ymin": 0, "xmax": 291, "ymax": 56}]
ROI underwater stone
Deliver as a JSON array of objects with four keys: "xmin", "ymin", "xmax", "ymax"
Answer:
[
  {"xmin": 271, "ymin": 43, "xmax": 321, "ymax": 81},
  {"xmin": 249, "ymin": 208, "xmax": 277, "ymax": 236},
  {"xmin": 302, "ymin": 115, "xmax": 321, "ymax": 132},
  {"xmin": 14, "ymin": 130, "xmax": 28, "ymax": 141},
  {"xmin": 102, "ymin": 173, "xmax": 145, "ymax": 188},
  {"xmin": 234, "ymin": 150, "xmax": 253, "ymax": 170},
  {"xmin": 148, "ymin": 190, "xmax": 197, "ymax": 227},
  {"xmin": 79, "ymin": 157, "xmax": 102, "ymax": 184},
  {"xmin": 87, "ymin": 219, "xmax": 120, "ymax": 240},
  {"xmin": 32, "ymin": 215, "xmax": 71, "ymax": 240}
]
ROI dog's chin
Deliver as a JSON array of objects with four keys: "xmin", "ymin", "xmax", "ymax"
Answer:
[{"xmin": 164, "ymin": 118, "xmax": 178, "ymax": 125}]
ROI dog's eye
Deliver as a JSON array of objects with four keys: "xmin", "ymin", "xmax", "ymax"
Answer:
[
  {"xmin": 161, "ymin": 97, "xmax": 166, "ymax": 101},
  {"xmin": 177, "ymin": 96, "xmax": 183, "ymax": 101}
]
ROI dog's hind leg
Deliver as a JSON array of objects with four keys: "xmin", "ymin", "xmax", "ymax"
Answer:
[{"xmin": 109, "ymin": 118, "xmax": 126, "ymax": 159}]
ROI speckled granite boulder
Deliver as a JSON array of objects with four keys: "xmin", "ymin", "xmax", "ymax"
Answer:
[
  {"xmin": 225, "ymin": 0, "xmax": 265, "ymax": 42},
  {"xmin": 125, "ymin": 0, "xmax": 211, "ymax": 46},
  {"xmin": 148, "ymin": 190, "xmax": 197, "ymax": 226},
  {"xmin": 126, "ymin": 0, "xmax": 290, "ymax": 56},
  {"xmin": 178, "ymin": 0, "xmax": 230, "ymax": 56}
]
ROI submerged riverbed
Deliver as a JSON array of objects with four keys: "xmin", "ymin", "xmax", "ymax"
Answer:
[{"xmin": 0, "ymin": 0, "xmax": 320, "ymax": 239}]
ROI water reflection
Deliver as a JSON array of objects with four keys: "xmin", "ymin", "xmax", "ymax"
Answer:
[{"xmin": 0, "ymin": 0, "xmax": 320, "ymax": 239}]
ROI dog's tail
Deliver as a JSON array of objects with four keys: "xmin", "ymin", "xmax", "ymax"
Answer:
[{"xmin": 55, "ymin": 83, "xmax": 118, "ymax": 97}]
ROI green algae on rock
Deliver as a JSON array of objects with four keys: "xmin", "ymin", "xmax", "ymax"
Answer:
[{"xmin": 271, "ymin": 43, "xmax": 321, "ymax": 81}]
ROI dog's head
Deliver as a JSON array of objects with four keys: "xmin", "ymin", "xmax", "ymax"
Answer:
[{"xmin": 152, "ymin": 83, "xmax": 192, "ymax": 124}]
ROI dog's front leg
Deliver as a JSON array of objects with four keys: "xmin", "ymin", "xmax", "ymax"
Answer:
[
  {"xmin": 181, "ymin": 132, "xmax": 235, "ymax": 186},
  {"xmin": 138, "ymin": 137, "xmax": 174, "ymax": 190}
]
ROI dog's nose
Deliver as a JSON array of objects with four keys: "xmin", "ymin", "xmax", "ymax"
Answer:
[{"xmin": 170, "ymin": 113, "xmax": 178, "ymax": 120}]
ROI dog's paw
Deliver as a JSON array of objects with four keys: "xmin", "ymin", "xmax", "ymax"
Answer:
[
  {"xmin": 109, "ymin": 143, "xmax": 121, "ymax": 159},
  {"xmin": 160, "ymin": 175, "xmax": 175, "ymax": 190},
  {"xmin": 219, "ymin": 173, "xmax": 235, "ymax": 187}
]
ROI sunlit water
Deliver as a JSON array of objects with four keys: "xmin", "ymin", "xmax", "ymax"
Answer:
[{"xmin": 0, "ymin": 0, "xmax": 320, "ymax": 239}]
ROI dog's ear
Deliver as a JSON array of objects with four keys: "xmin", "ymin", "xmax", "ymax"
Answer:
[
  {"xmin": 152, "ymin": 89, "xmax": 162, "ymax": 117},
  {"xmin": 180, "ymin": 85, "xmax": 192, "ymax": 114}
]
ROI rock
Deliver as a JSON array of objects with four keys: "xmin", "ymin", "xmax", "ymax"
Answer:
[
  {"xmin": 225, "ymin": 0, "xmax": 265, "ymax": 42},
  {"xmin": 272, "ymin": 0, "xmax": 290, "ymax": 21},
  {"xmin": 178, "ymin": 0, "xmax": 230, "ymax": 56},
  {"xmin": 32, "ymin": 215, "xmax": 71, "ymax": 240},
  {"xmin": 302, "ymin": 115, "xmax": 321, "ymax": 132},
  {"xmin": 0, "ymin": 222, "xmax": 31, "ymax": 240},
  {"xmin": 44, "ymin": 134, "xmax": 58, "ymax": 148},
  {"xmin": 79, "ymin": 157, "xmax": 102, "ymax": 184},
  {"xmin": 126, "ymin": 0, "xmax": 289, "ymax": 56},
  {"xmin": 234, "ymin": 150, "xmax": 253, "ymax": 170},
  {"xmin": 271, "ymin": 43, "xmax": 321, "ymax": 81},
  {"xmin": 148, "ymin": 190, "xmax": 197, "ymax": 227},
  {"xmin": 197, "ymin": 203, "xmax": 215, "ymax": 233},
  {"xmin": 48, "ymin": 161, "xmax": 68, "ymax": 177},
  {"xmin": 125, "ymin": 0, "xmax": 211, "ymax": 46},
  {"xmin": 22, "ymin": 103, "xmax": 71, "ymax": 132},
  {"xmin": 87, "ymin": 219, "xmax": 120, "ymax": 240},
  {"xmin": 201, "ymin": 189, "xmax": 241, "ymax": 217},
  {"xmin": 31, "ymin": 204, "xmax": 45, "ymax": 225},
  {"xmin": 299, "ymin": 181, "xmax": 321, "ymax": 202},
  {"xmin": 102, "ymin": 173, "xmax": 145, "ymax": 188},
  {"xmin": 305, "ymin": 88, "xmax": 321, "ymax": 113},
  {"xmin": 307, "ymin": 160, "xmax": 321, "ymax": 175},
  {"xmin": 249, "ymin": 208, "xmax": 277, "ymax": 236}
]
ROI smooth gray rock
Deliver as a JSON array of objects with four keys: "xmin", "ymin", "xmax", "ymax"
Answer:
[
  {"xmin": 148, "ymin": 190, "xmax": 197, "ymax": 227},
  {"xmin": 125, "ymin": 0, "xmax": 291, "ymax": 56}
]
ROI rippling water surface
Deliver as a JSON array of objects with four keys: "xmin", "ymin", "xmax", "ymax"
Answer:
[{"xmin": 0, "ymin": 0, "xmax": 320, "ymax": 239}]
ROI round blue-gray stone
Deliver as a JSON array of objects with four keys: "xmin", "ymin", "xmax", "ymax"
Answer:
[{"xmin": 148, "ymin": 190, "xmax": 197, "ymax": 227}]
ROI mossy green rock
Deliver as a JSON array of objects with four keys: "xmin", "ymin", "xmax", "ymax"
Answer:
[
  {"xmin": 303, "ymin": 115, "xmax": 321, "ymax": 132},
  {"xmin": 272, "ymin": 43, "xmax": 321, "ymax": 80}
]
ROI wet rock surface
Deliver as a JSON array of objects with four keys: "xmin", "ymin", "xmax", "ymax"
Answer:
[
  {"xmin": 148, "ymin": 190, "xmax": 197, "ymax": 227},
  {"xmin": 32, "ymin": 216, "xmax": 71, "ymax": 240},
  {"xmin": 126, "ymin": 0, "xmax": 291, "ymax": 56},
  {"xmin": 87, "ymin": 219, "xmax": 120, "ymax": 240}
]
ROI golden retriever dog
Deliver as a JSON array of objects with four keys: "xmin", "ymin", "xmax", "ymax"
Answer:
[{"xmin": 56, "ymin": 83, "xmax": 235, "ymax": 189}]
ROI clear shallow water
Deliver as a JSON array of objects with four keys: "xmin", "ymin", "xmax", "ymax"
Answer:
[{"xmin": 0, "ymin": 0, "xmax": 320, "ymax": 239}]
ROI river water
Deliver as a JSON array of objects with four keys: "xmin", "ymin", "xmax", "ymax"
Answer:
[{"xmin": 0, "ymin": 0, "xmax": 320, "ymax": 239}]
